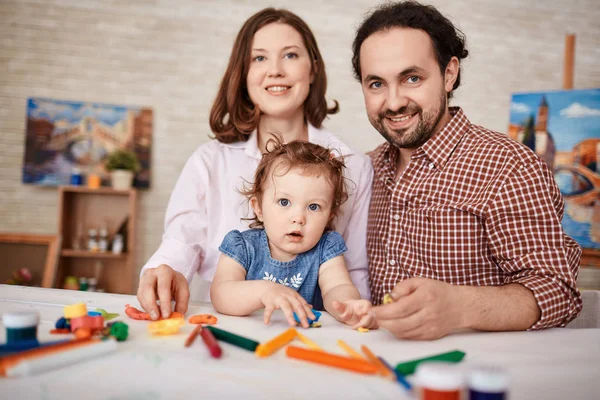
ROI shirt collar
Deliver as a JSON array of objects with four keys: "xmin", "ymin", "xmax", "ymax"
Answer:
[
  {"xmin": 420, "ymin": 107, "xmax": 470, "ymax": 171},
  {"xmin": 218, "ymin": 123, "xmax": 354, "ymax": 159}
]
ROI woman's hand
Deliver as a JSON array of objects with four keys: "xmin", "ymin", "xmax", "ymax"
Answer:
[
  {"xmin": 260, "ymin": 283, "xmax": 316, "ymax": 328},
  {"xmin": 137, "ymin": 264, "xmax": 190, "ymax": 320},
  {"xmin": 332, "ymin": 299, "xmax": 377, "ymax": 330}
]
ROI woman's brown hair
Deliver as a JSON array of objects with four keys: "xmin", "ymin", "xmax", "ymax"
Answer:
[
  {"xmin": 242, "ymin": 139, "xmax": 348, "ymax": 231},
  {"xmin": 209, "ymin": 8, "xmax": 339, "ymax": 144}
]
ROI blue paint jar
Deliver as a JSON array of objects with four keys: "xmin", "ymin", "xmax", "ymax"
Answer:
[
  {"xmin": 70, "ymin": 167, "xmax": 83, "ymax": 185},
  {"xmin": 3, "ymin": 311, "xmax": 40, "ymax": 344},
  {"xmin": 468, "ymin": 366, "xmax": 508, "ymax": 400}
]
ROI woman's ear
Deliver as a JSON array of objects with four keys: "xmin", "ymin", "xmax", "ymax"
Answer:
[{"xmin": 250, "ymin": 196, "xmax": 263, "ymax": 221}]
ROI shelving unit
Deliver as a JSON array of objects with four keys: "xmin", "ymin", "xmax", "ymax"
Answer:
[{"xmin": 55, "ymin": 186, "xmax": 137, "ymax": 294}]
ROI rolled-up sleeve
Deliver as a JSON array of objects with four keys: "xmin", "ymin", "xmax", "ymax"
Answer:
[
  {"xmin": 487, "ymin": 158, "xmax": 582, "ymax": 329},
  {"xmin": 141, "ymin": 150, "xmax": 209, "ymax": 283}
]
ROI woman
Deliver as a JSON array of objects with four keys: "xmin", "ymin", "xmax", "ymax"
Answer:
[{"xmin": 137, "ymin": 8, "xmax": 373, "ymax": 320}]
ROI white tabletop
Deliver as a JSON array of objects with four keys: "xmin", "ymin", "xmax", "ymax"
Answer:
[{"xmin": 0, "ymin": 285, "xmax": 599, "ymax": 400}]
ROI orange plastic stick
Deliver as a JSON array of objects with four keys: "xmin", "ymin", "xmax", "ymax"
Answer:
[
  {"xmin": 361, "ymin": 345, "xmax": 393, "ymax": 378},
  {"xmin": 255, "ymin": 328, "xmax": 298, "ymax": 358},
  {"xmin": 0, "ymin": 339, "xmax": 97, "ymax": 377},
  {"xmin": 286, "ymin": 346, "xmax": 378, "ymax": 374},
  {"xmin": 184, "ymin": 325, "xmax": 203, "ymax": 348}
]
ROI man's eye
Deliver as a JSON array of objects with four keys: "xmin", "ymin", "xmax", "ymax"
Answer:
[
  {"xmin": 308, "ymin": 204, "xmax": 320, "ymax": 211},
  {"xmin": 278, "ymin": 199, "xmax": 290, "ymax": 207},
  {"xmin": 369, "ymin": 81, "xmax": 383, "ymax": 89},
  {"xmin": 407, "ymin": 76, "xmax": 420, "ymax": 84}
]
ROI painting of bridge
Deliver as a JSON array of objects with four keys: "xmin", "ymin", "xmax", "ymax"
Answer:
[
  {"xmin": 22, "ymin": 97, "xmax": 153, "ymax": 188},
  {"xmin": 509, "ymin": 88, "xmax": 600, "ymax": 251}
]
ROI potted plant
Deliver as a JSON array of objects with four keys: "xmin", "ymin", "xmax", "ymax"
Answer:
[{"xmin": 104, "ymin": 149, "xmax": 140, "ymax": 190}]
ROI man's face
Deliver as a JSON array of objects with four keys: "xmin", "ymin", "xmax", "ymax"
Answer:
[{"xmin": 359, "ymin": 28, "xmax": 455, "ymax": 149}]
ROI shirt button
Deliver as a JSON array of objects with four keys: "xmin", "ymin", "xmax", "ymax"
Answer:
[
  {"xmin": 389, "ymin": 259, "xmax": 396, "ymax": 266},
  {"xmin": 393, "ymin": 214, "xmax": 400, "ymax": 221},
  {"xmin": 428, "ymin": 162, "xmax": 435, "ymax": 169}
]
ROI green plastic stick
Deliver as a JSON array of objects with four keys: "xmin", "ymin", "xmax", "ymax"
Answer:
[
  {"xmin": 205, "ymin": 326, "xmax": 259, "ymax": 352},
  {"xmin": 395, "ymin": 350, "xmax": 466, "ymax": 376}
]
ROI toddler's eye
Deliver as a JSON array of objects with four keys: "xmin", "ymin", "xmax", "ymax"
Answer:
[
  {"xmin": 278, "ymin": 199, "xmax": 290, "ymax": 207},
  {"xmin": 308, "ymin": 204, "xmax": 320, "ymax": 211}
]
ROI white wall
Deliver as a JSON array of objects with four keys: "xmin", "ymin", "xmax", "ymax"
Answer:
[{"xmin": 1, "ymin": 0, "xmax": 599, "ymax": 291}]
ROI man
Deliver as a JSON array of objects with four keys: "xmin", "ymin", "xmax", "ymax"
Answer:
[{"xmin": 353, "ymin": 1, "xmax": 582, "ymax": 340}]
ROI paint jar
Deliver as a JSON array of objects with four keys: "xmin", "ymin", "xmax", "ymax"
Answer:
[
  {"xmin": 98, "ymin": 228, "xmax": 108, "ymax": 252},
  {"xmin": 63, "ymin": 275, "xmax": 80, "ymax": 290},
  {"xmin": 79, "ymin": 277, "xmax": 89, "ymax": 291},
  {"xmin": 70, "ymin": 167, "xmax": 83, "ymax": 185},
  {"xmin": 3, "ymin": 311, "xmax": 40, "ymax": 343},
  {"xmin": 112, "ymin": 234, "xmax": 124, "ymax": 254},
  {"xmin": 415, "ymin": 362, "xmax": 464, "ymax": 400},
  {"xmin": 467, "ymin": 366, "xmax": 508, "ymax": 400},
  {"xmin": 87, "ymin": 173, "xmax": 101, "ymax": 189}
]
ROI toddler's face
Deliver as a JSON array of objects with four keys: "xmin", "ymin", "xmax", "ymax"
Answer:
[{"xmin": 252, "ymin": 166, "xmax": 333, "ymax": 262}]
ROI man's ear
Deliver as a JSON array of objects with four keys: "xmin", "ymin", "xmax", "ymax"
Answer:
[
  {"xmin": 444, "ymin": 56, "xmax": 460, "ymax": 93},
  {"xmin": 250, "ymin": 196, "xmax": 263, "ymax": 221}
]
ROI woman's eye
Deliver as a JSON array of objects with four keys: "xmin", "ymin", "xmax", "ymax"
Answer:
[
  {"xmin": 253, "ymin": 55, "xmax": 265, "ymax": 62},
  {"xmin": 284, "ymin": 52, "xmax": 298, "ymax": 59},
  {"xmin": 278, "ymin": 199, "xmax": 290, "ymax": 207},
  {"xmin": 308, "ymin": 204, "xmax": 320, "ymax": 211}
]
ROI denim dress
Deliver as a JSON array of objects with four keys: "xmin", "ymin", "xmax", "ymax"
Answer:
[{"xmin": 218, "ymin": 229, "xmax": 347, "ymax": 305}]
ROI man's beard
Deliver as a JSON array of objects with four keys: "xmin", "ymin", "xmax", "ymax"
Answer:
[{"xmin": 370, "ymin": 89, "xmax": 447, "ymax": 149}]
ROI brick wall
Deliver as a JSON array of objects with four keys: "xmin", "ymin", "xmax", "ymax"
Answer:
[{"xmin": 1, "ymin": 0, "xmax": 599, "ymax": 292}]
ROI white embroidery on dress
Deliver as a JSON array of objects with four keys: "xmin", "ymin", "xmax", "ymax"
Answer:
[{"xmin": 262, "ymin": 272, "xmax": 303, "ymax": 289}]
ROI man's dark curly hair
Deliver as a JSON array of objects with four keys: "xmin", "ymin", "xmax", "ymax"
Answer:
[{"xmin": 352, "ymin": 1, "xmax": 469, "ymax": 98}]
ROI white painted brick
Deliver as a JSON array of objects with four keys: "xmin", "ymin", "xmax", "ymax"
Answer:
[{"xmin": 1, "ymin": 0, "xmax": 599, "ymax": 292}]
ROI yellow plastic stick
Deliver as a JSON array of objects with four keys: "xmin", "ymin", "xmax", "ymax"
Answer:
[
  {"xmin": 297, "ymin": 332, "xmax": 322, "ymax": 351},
  {"xmin": 361, "ymin": 345, "xmax": 393, "ymax": 379},
  {"xmin": 336, "ymin": 339, "xmax": 365, "ymax": 360},
  {"xmin": 255, "ymin": 328, "xmax": 298, "ymax": 358}
]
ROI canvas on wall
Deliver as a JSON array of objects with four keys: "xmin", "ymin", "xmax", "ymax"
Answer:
[
  {"xmin": 22, "ymin": 97, "xmax": 153, "ymax": 188},
  {"xmin": 508, "ymin": 88, "xmax": 600, "ymax": 253}
]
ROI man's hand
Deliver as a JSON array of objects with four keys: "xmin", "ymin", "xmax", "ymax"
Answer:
[
  {"xmin": 332, "ymin": 299, "xmax": 377, "ymax": 330},
  {"xmin": 137, "ymin": 264, "xmax": 190, "ymax": 320},
  {"xmin": 371, "ymin": 278, "xmax": 466, "ymax": 340},
  {"xmin": 260, "ymin": 284, "xmax": 316, "ymax": 328}
]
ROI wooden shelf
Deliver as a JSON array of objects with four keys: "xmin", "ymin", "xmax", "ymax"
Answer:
[
  {"xmin": 59, "ymin": 185, "xmax": 133, "ymax": 196},
  {"xmin": 61, "ymin": 249, "xmax": 127, "ymax": 259}
]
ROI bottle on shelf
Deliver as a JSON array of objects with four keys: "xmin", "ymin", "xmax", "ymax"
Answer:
[
  {"xmin": 88, "ymin": 229, "xmax": 99, "ymax": 252},
  {"xmin": 98, "ymin": 227, "xmax": 108, "ymax": 252},
  {"xmin": 88, "ymin": 277, "xmax": 98, "ymax": 292},
  {"xmin": 79, "ymin": 277, "xmax": 89, "ymax": 291},
  {"xmin": 112, "ymin": 234, "xmax": 124, "ymax": 254}
]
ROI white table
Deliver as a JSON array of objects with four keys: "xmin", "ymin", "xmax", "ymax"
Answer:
[{"xmin": 0, "ymin": 285, "xmax": 599, "ymax": 400}]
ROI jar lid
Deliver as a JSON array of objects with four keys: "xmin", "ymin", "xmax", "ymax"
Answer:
[
  {"xmin": 415, "ymin": 362, "xmax": 464, "ymax": 391},
  {"xmin": 2, "ymin": 311, "xmax": 40, "ymax": 328},
  {"xmin": 468, "ymin": 366, "xmax": 509, "ymax": 393}
]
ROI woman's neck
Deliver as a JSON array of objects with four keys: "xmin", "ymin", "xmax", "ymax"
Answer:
[{"xmin": 257, "ymin": 113, "xmax": 309, "ymax": 153}]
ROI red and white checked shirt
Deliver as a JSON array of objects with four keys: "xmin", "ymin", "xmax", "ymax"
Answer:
[{"xmin": 367, "ymin": 107, "xmax": 582, "ymax": 329}]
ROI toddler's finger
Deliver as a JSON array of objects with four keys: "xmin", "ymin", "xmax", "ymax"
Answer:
[
  {"xmin": 263, "ymin": 305, "xmax": 275, "ymax": 325},
  {"xmin": 279, "ymin": 301, "xmax": 299, "ymax": 327}
]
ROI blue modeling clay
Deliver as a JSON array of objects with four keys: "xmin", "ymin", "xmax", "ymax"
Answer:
[{"xmin": 293, "ymin": 309, "xmax": 322, "ymax": 324}]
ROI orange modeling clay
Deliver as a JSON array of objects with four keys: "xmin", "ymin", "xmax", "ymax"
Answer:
[
  {"xmin": 188, "ymin": 314, "xmax": 218, "ymax": 325},
  {"xmin": 124, "ymin": 304, "xmax": 184, "ymax": 320}
]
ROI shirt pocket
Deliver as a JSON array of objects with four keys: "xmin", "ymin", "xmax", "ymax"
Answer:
[{"xmin": 403, "ymin": 208, "xmax": 488, "ymax": 281}]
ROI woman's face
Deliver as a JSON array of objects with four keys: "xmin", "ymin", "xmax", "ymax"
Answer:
[{"xmin": 246, "ymin": 23, "xmax": 314, "ymax": 121}]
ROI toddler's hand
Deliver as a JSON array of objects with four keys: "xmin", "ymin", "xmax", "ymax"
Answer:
[
  {"xmin": 260, "ymin": 284, "xmax": 316, "ymax": 328},
  {"xmin": 332, "ymin": 299, "xmax": 378, "ymax": 330}
]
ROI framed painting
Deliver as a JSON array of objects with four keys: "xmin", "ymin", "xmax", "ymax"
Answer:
[
  {"xmin": 508, "ymin": 88, "xmax": 600, "ymax": 265},
  {"xmin": 22, "ymin": 97, "xmax": 153, "ymax": 188}
]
